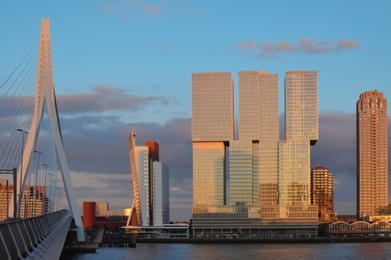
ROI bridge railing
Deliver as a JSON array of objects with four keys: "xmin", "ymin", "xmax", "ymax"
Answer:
[{"xmin": 0, "ymin": 209, "xmax": 72, "ymax": 259}]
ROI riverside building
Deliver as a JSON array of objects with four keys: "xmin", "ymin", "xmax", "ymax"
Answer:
[
  {"xmin": 191, "ymin": 70, "xmax": 319, "ymax": 238},
  {"xmin": 311, "ymin": 167, "xmax": 336, "ymax": 222},
  {"xmin": 0, "ymin": 180, "xmax": 48, "ymax": 220},
  {"xmin": 357, "ymin": 90, "xmax": 388, "ymax": 218},
  {"xmin": 123, "ymin": 132, "xmax": 187, "ymax": 238},
  {"xmin": 126, "ymin": 133, "xmax": 169, "ymax": 227}
]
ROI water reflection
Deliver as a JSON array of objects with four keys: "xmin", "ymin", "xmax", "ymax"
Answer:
[{"xmin": 61, "ymin": 242, "xmax": 391, "ymax": 260}]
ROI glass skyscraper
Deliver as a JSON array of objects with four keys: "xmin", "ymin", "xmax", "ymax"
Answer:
[
  {"xmin": 127, "ymin": 132, "xmax": 169, "ymax": 227},
  {"xmin": 232, "ymin": 71, "xmax": 279, "ymax": 212},
  {"xmin": 357, "ymin": 90, "xmax": 388, "ymax": 218},
  {"xmin": 278, "ymin": 71, "xmax": 318, "ymax": 219},
  {"xmin": 192, "ymin": 72, "xmax": 234, "ymax": 213},
  {"xmin": 191, "ymin": 70, "xmax": 319, "ymax": 238}
]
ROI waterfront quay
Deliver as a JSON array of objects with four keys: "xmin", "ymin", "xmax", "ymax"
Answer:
[{"xmin": 134, "ymin": 236, "xmax": 391, "ymax": 244}]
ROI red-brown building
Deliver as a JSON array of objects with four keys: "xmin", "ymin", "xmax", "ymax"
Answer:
[{"xmin": 82, "ymin": 201, "xmax": 130, "ymax": 230}]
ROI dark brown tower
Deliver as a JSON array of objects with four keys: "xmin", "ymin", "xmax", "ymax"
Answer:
[{"xmin": 357, "ymin": 90, "xmax": 388, "ymax": 218}]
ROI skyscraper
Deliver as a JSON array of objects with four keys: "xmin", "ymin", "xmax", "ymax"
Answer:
[
  {"xmin": 127, "ymin": 132, "xmax": 169, "ymax": 226},
  {"xmin": 231, "ymin": 71, "xmax": 279, "ymax": 210},
  {"xmin": 357, "ymin": 90, "xmax": 388, "ymax": 218},
  {"xmin": 311, "ymin": 167, "xmax": 335, "ymax": 222},
  {"xmin": 284, "ymin": 71, "xmax": 318, "ymax": 144},
  {"xmin": 192, "ymin": 72, "xmax": 234, "ymax": 212},
  {"xmin": 279, "ymin": 71, "xmax": 318, "ymax": 218},
  {"xmin": 192, "ymin": 72, "xmax": 234, "ymax": 142},
  {"xmin": 191, "ymin": 70, "xmax": 319, "ymax": 238}
]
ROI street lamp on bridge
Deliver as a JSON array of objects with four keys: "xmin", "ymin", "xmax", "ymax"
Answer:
[
  {"xmin": 16, "ymin": 128, "xmax": 28, "ymax": 218},
  {"xmin": 32, "ymin": 150, "xmax": 42, "ymax": 217},
  {"xmin": 42, "ymin": 163, "xmax": 49, "ymax": 214}
]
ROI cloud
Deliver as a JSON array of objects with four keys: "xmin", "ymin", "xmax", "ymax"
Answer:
[
  {"xmin": 261, "ymin": 42, "xmax": 296, "ymax": 53},
  {"xmin": 155, "ymin": 40, "xmax": 176, "ymax": 50},
  {"xmin": 3, "ymin": 101, "xmax": 389, "ymax": 219},
  {"xmin": 56, "ymin": 85, "xmax": 161, "ymax": 114},
  {"xmin": 58, "ymin": 116, "xmax": 192, "ymax": 219},
  {"xmin": 235, "ymin": 40, "xmax": 256, "ymax": 50},
  {"xmin": 0, "ymin": 86, "xmax": 163, "ymax": 115},
  {"xmin": 61, "ymin": 110, "xmax": 382, "ymax": 219},
  {"xmin": 4, "ymin": 106, "xmax": 387, "ymax": 219},
  {"xmin": 140, "ymin": 3, "xmax": 161, "ymax": 16},
  {"xmin": 299, "ymin": 38, "xmax": 333, "ymax": 54},
  {"xmin": 338, "ymin": 40, "xmax": 359, "ymax": 49},
  {"xmin": 235, "ymin": 38, "xmax": 359, "ymax": 59},
  {"xmin": 98, "ymin": 0, "xmax": 164, "ymax": 20}
]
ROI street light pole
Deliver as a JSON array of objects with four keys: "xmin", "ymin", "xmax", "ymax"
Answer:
[
  {"xmin": 48, "ymin": 173, "xmax": 53, "ymax": 213},
  {"xmin": 42, "ymin": 165, "xmax": 49, "ymax": 214},
  {"xmin": 32, "ymin": 151, "xmax": 42, "ymax": 217},
  {"xmin": 52, "ymin": 180, "xmax": 57, "ymax": 213},
  {"xmin": 16, "ymin": 128, "xmax": 28, "ymax": 218}
]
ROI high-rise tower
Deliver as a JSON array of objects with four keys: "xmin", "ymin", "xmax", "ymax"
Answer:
[
  {"xmin": 230, "ymin": 71, "xmax": 279, "ymax": 210},
  {"xmin": 279, "ymin": 71, "xmax": 318, "ymax": 215},
  {"xmin": 191, "ymin": 70, "xmax": 318, "ymax": 238},
  {"xmin": 357, "ymin": 90, "xmax": 388, "ymax": 218},
  {"xmin": 311, "ymin": 167, "xmax": 335, "ymax": 221},
  {"xmin": 127, "ymin": 132, "xmax": 169, "ymax": 226},
  {"xmin": 192, "ymin": 72, "xmax": 234, "ymax": 212}
]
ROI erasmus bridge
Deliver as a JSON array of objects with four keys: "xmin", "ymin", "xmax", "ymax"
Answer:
[{"xmin": 0, "ymin": 18, "xmax": 86, "ymax": 259}]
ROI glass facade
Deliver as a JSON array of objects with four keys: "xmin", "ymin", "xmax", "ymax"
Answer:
[
  {"xmin": 357, "ymin": 90, "xmax": 388, "ymax": 217},
  {"xmin": 278, "ymin": 71, "xmax": 318, "ymax": 220},
  {"xmin": 193, "ymin": 142, "xmax": 226, "ymax": 212},
  {"xmin": 192, "ymin": 72, "xmax": 234, "ymax": 142},
  {"xmin": 128, "ymin": 132, "xmax": 169, "ymax": 227},
  {"xmin": 285, "ymin": 71, "xmax": 318, "ymax": 144},
  {"xmin": 192, "ymin": 72, "xmax": 233, "ymax": 213},
  {"xmin": 238, "ymin": 71, "xmax": 279, "ymax": 142},
  {"xmin": 229, "ymin": 140, "xmax": 253, "ymax": 205},
  {"xmin": 192, "ymin": 70, "xmax": 319, "ymax": 235},
  {"xmin": 278, "ymin": 140, "xmax": 310, "ymax": 207},
  {"xmin": 152, "ymin": 161, "xmax": 170, "ymax": 226}
]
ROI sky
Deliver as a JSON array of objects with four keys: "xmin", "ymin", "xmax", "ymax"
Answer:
[{"xmin": 0, "ymin": 0, "xmax": 391, "ymax": 221}]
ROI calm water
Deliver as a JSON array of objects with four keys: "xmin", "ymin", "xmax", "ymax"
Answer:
[{"xmin": 61, "ymin": 243, "xmax": 391, "ymax": 260}]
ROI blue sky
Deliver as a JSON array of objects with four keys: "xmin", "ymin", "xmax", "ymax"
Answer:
[
  {"xmin": 2, "ymin": 1, "xmax": 390, "ymax": 117},
  {"xmin": 1, "ymin": 1, "xmax": 391, "ymax": 220}
]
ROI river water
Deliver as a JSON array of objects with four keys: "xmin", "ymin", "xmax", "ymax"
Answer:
[{"xmin": 61, "ymin": 242, "xmax": 391, "ymax": 260}]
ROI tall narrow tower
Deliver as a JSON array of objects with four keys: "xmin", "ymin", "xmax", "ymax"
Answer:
[
  {"xmin": 230, "ymin": 71, "xmax": 279, "ymax": 210},
  {"xmin": 357, "ymin": 90, "xmax": 388, "ymax": 218},
  {"xmin": 279, "ymin": 71, "xmax": 318, "ymax": 217},
  {"xmin": 311, "ymin": 167, "xmax": 334, "ymax": 221},
  {"xmin": 127, "ymin": 133, "xmax": 169, "ymax": 226},
  {"xmin": 192, "ymin": 72, "xmax": 234, "ymax": 213}
]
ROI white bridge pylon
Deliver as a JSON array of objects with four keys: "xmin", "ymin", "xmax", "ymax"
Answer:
[{"xmin": 13, "ymin": 18, "xmax": 85, "ymax": 241}]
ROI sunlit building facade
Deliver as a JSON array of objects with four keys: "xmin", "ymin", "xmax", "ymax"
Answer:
[
  {"xmin": 127, "ymin": 132, "xmax": 169, "ymax": 227},
  {"xmin": 284, "ymin": 71, "xmax": 318, "ymax": 144},
  {"xmin": 357, "ymin": 90, "xmax": 388, "ymax": 218},
  {"xmin": 191, "ymin": 70, "xmax": 319, "ymax": 238},
  {"xmin": 231, "ymin": 71, "xmax": 279, "ymax": 211},
  {"xmin": 311, "ymin": 167, "xmax": 335, "ymax": 222},
  {"xmin": 192, "ymin": 72, "xmax": 234, "ymax": 212},
  {"xmin": 192, "ymin": 72, "xmax": 234, "ymax": 142},
  {"xmin": 152, "ymin": 161, "xmax": 169, "ymax": 226},
  {"xmin": 0, "ymin": 179, "xmax": 12, "ymax": 221},
  {"xmin": 278, "ymin": 71, "xmax": 318, "ymax": 220},
  {"xmin": 0, "ymin": 180, "xmax": 48, "ymax": 221}
]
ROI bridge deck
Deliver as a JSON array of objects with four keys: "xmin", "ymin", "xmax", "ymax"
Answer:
[{"xmin": 0, "ymin": 210, "xmax": 72, "ymax": 259}]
